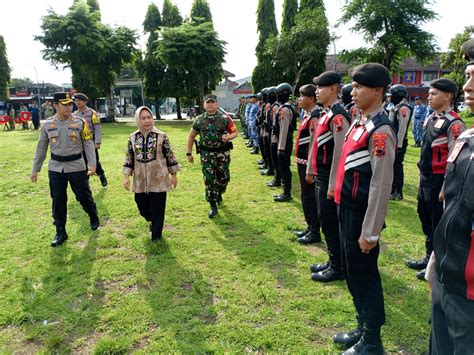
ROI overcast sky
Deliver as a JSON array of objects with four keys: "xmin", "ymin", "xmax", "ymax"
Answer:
[{"xmin": 0, "ymin": 0, "xmax": 472, "ymax": 86}]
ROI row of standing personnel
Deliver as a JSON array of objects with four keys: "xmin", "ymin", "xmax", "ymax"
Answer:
[{"xmin": 240, "ymin": 55, "xmax": 472, "ymax": 353}]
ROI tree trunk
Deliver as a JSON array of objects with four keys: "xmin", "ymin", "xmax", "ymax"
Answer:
[
  {"xmin": 106, "ymin": 88, "xmax": 115, "ymax": 122},
  {"xmin": 199, "ymin": 75, "xmax": 205, "ymax": 111},
  {"xmin": 154, "ymin": 97, "xmax": 161, "ymax": 119},
  {"xmin": 176, "ymin": 97, "xmax": 182, "ymax": 120}
]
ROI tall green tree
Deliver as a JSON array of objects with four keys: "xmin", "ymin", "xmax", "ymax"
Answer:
[
  {"xmin": 143, "ymin": 2, "xmax": 164, "ymax": 118},
  {"xmin": 86, "ymin": 0, "xmax": 101, "ymax": 19},
  {"xmin": 0, "ymin": 36, "xmax": 11, "ymax": 101},
  {"xmin": 158, "ymin": 22, "xmax": 226, "ymax": 107},
  {"xmin": 161, "ymin": 0, "xmax": 183, "ymax": 27},
  {"xmin": 36, "ymin": 0, "xmax": 137, "ymax": 119},
  {"xmin": 267, "ymin": 8, "xmax": 330, "ymax": 92},
  {"xmin": 299, "ymin": 0, "xmax": 324, "ymax": 10},
  {"xmin": 252, "ymin": 0, "xmax": 278, "ymax": 91},
  {"xmin": 190, "ymin": 0, "xmax": 213, "ymax": 25},
  {"xmin": 281, "ymin": 0, "xmax": 298, "ymax": 33},
  {"xmin": 338, "ymin": 0, "xmax": 437, "ymax": 72},
  {"xmin": 441, "ymin": 26, "xmax": 474, "ymax": 112}
]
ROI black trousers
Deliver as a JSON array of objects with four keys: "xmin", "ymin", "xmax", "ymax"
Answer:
[
  {"xmin": 48, "ymin": 170, "xmax": 97, "ymax": 228},
  {"xmin": 297, "ymin": 164, "xmax": 320, "ymax": 233},
  {"xmin": 392, "ymin": 140, "xmax": 408, "ymax": 194},
  {"xmin": 258, "ymin": 130, "xmax": 266, "ymax": 164},
  {"xmin": 264, "ymin": 135, "xmax": 274, "ymax": 174},
  {"xmin": 339, "ymin": 205, "xmax": 385, "ymax": 328},
  {"xmin": 83, "ymin": 148, "xmax": 105, "ymax": 177},
  {"xmin": 277, "ymin": 137, "xmax": 293, "ymax": 195},
  {"xmin": 430, "ymin": 277, "xmax": 474, "ymax": 354},
  {"xmin": 316, "ymin": 175, "xmax": 341, "ymax": 268},
  {"xmin": 417, "ymin": 174, "xmax": 444, "ymax": 256},
  {"xmin": 134, "ymin": 192, "xmax": 167, "ymax": 238},
  {"xmin": 270, "ymin": 142, "xmax": 281, "ymax": 183}
]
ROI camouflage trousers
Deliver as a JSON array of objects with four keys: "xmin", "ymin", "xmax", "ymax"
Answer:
[{"xmin": 200, "ymin": 150, "xmax": 231, "ymax": 202}]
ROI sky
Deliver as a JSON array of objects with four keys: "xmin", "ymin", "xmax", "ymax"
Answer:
[{"xmin": 0, "ymin": 0, "xmax": 472, "ymax": 86}]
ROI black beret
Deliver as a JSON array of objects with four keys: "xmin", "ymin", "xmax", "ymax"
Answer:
[
  {"xmin": 313, "ymin": 71, "xmax": 341, "ymax": 86},
  {"xmin": 53, "ymin": 92, "xmax": 73, "ymax": 104},
  {"xmin": 430, "ymin": 78, "xmax": 457, "ymax": 94},
  {"xmin": 74, "ymin": 93, "xmax": 89, "ymax": 101},
  {"xmin": 299, "ymin": 84, "xmax": 317, "ymax": 97},
  {"xmin": 461, "ymin": 38, "xmax": 474, "ymax": 67},
  {"xmin": 204, "ymin": 94, "xmax": 218, "ymax": 102},
  {"xmin": 350, "ymin": 63, "xmax": 391, "ymax": 88}
]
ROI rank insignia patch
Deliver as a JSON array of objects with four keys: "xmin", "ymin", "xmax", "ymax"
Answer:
[{"xmin": 372, "ymin": 133, "xmax": 388, "ymax": 157}]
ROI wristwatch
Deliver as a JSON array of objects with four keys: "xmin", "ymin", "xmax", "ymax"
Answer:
[{"xmin": 186, "ymin": 152, "xmax": 192, "ymax": 156}]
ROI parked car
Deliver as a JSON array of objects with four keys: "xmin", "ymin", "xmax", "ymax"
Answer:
[{"xmin": 218, "ymin": 107, "xmax": 236, "ymax": 120}]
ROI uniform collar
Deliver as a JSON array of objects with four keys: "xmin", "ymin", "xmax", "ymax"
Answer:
[{"xmin": 359, "ymin": 106, "xmax": 384, "ymax": 125}]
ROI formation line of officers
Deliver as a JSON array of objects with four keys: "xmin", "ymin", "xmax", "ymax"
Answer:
[{"xmin": 30, "ymin": 38, "xmax": 474, "ymax": 354}]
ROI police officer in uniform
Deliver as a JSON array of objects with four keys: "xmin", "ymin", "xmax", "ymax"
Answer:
[
  {"xmin": 264, "ymin": 87, "xmax": 280, "ymax": 181},
  {"xmin": 256, "ymin": 91, "xmax": 268, "ymax": 167},
  {"xmin": 412, "ymin": 96, "xmax": 427, "ymax": 147},
  {"xmin": 425, "ymin": 39, "xmax": 474, "ymax": 353},
  {"xmin": 406, "ymin": 78, "xmax": 465, "ymax": 280},
  {"xmin": 293, "ymin": 84, "xmax": 321, "ymax": 244},
  {"xmin": 31, "ymin": 92, "xmax": 100, "ymax": 247},
  {"xmin": 273, "ymin": 83, "xmax": 297, "ymax": 202},
  {"xmin": 74, "ymin": 93, "xmax": 108, "ymax": 187},
  {"xmin": 186, "ymin": 94, "xmax": 238, "ymax": 218},
  {"xmin": 333, "ymin": 63, "xmax": 395, "ymax": 354},
  {"xmin": 247, "ymin": 94, "xmax": 260, "ymax": 153},
  {"xmin": 306, "ymin": 71, "xmax": 351, "ymax": 280},
  {"xmin": 387, "ymin": 84, "xmax": 412, "ymax": 200}
]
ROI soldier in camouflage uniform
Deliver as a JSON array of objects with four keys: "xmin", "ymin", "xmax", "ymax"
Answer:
[
  {"xmin": 31, "ymin": 92, "xmax": 100, "ymax": 247},
  {"xmin": 74, "ymin": 93, "xmax": 108, "ymax": 187},
  {"xmin": 186, "ymin": 94, "xmax": 238, "ymax": 218}
]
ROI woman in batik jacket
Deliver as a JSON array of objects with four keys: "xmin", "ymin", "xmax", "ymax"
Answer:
[{"xmin": 123, "ymin": 106, "xmax": 180, "ymax": 242}]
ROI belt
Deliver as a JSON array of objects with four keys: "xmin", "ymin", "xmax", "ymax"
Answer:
[
  {"xmin": 51, "ymin": 153, "xmax": 82, "ymax": 162},
  {"xmin": 200, "ymin": 145, "xmax": 229, "ymax": 153}
]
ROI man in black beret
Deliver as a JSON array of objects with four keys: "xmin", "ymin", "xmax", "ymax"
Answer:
[
  {"xmin": 406, "ymin": 77, "xmax": 465, "ymax": 280},
  {"xmin": 293, "ymin": 84, "xmax": 321, "ymax": 243},
  {"xmin": 424, "ymin": 37, "xmax": 474, "ymax": 355},
  {"xmin": 305, "ymin": 71, "xmax": 351, "ymax": 281},
  {"xmin": 332, "ymin": 63, "xmax": 395, "ymax": 354}
]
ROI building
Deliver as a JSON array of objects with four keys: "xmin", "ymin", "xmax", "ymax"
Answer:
[
  {"xmin": 326, "ymin": 54, "xmax": 451, "ymax": 101},
  {"xmin": 212, "ymin": 71, "xmax": 253, "ymax": 112}
]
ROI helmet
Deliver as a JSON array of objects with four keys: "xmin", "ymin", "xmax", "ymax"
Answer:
[
  {"xmin": 267, "ymin": 86, "xmax": 277, "ymax": 96},
  {"xmin": 341, "ymin": 84, "xmax": 353, "ymax": 105},
  {"xmin": 261, "ymin": 87, "xmax": 269, "ymax": 95},
  {"xmin": 389, "ymin": 84, "xmax": 407, "ymax": 97},
  {"xmin": 276, "ymin": 82, "xmax": 292, "ymax": 94}
]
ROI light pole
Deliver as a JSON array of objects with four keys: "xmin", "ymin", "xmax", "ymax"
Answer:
[{"xmin": 33, "ymin": 66, "xmax": 41, "ymax": 108}]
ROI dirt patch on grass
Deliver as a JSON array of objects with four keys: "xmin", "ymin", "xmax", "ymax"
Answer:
[{"xmin": 72, "ymin": 329, "xmax": 102, "ymax": 353}]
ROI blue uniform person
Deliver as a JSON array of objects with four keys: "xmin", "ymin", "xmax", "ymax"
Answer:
[
  {"xmin": 247, "ymin": 95, "xmax": 260, "ymax": 154},
  {"xmin": 412, "ymin": 96, "xmax": 426, "ymax": 147},
  {"xmin": 31, "ymin": 92, "xmax": 100, "ymax": 247}
]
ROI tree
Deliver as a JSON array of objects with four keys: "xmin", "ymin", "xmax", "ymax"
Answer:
[
  {"xmin": 281, "ymin": 0, "xmax": 298, "ymax": 33},
  {"xmin": 338, "ymin": 0, "xmax": 438, "ymax": 72},
  {"xmin": 266, "ymin": 8, "xmax": 330, "ymax": 92},
  {"xmin": 299, "ymin": 0, "xmax": 324, "ymax": 10},
  {"xmin": 190, "ymin": 0, "xmax": 213, "ymax": 25},
  {"xmin": 441, "ymin": 26, "xmax": 474, "ymax": 111},
  {"xmin": 36, "ymin": 0, "xmax": 137, "ymax": 119},
  {"xmin": 0, "ymin": 36, "xmax": 11, "ymax": 100},
  {"xmin": 161, "ymin": 0, "xmax": 183, "ymax": 27},
  {"xmin": 10, "ymin": 77, "xmax": 33, "ymax": 89},
  {"xmin": 143, "ymin": 3, "xmax": 164, "ymax": 118},
  {"xmin": 86, "ymin": 0, "xmax": 101, "ymax": 19},
  {"xmin": 252, "ymin": 0, "xmax": 278, "ymax": 91},
  {"xmin": 158, "ymin": 22, "xmax": 226, "ymax": 107}
]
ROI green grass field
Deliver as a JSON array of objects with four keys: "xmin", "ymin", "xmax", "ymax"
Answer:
[{"xmin": 0, "ymin": 117, "xmax": 471, "ymax": 353}]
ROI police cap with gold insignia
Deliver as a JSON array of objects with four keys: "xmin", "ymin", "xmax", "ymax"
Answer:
[
  {"xmin": 299, "ymin": 84, "xmax": 317, "ymax": 97},
  {"xmin": 204, "ymin": 94, "xmax": 218, "ymax": 103},
  {"xmin": 430, "ymin": 78, "xmax": 457, "ymax": 94},
  {"xmin": 350, "ymin": 63, "xmax": 391, "ymax": 88},
  {"xmin": 461, "ymin": 38, "xmax": 474, "ymax": 66},
  {"xmin": 74, "ymin": 93, "xmax": 89, "ymax": 101},
  {"xmin": 53, "ymin": 92, "xmax": 74, "ymax": 105},
  {"xmin": 313, "ymin": 71, "xmax": 341, "ymax": 87}
]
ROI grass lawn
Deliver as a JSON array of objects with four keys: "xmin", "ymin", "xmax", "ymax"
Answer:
[{"xmin": 0, "ymin": 117, "xmax": 471, "ymax": 353}]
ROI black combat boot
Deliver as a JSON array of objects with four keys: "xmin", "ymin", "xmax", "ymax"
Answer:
[
  {"xmin": 342, "ymin": 327, "xmax": 384, "ymax": 355},
  {"xmin": 250, "ymin": 147, "xmax": 259, "ymax": 154},
  {"xmin": 311, "ymin": 264, "xmax": 345, "ymax": 282},
  {"xmin": 406, "ymin": 254, "xmax": 430, "ymax": 270},
  {"xmin": 333, "ymin": 318, "xmax": 364, "ymax": 347},
  {"xmin": 99, "ymin": 174, "xmax": 108, "ymax": 187},
  {"xmin": 266, "ymin": 180, "xmax": 282, "ymax": 187},
  {"xmin": 208, "ymin": 201, "xmax": 218, "ymax": 218},
  {"xmin": 310, "ymin": 260, "xmax": 330, "ymax": 273},
  {"xmin": 297, "ymin": 230, "xmax": 321, "ymax": 244},
  {"xmin": 389, "ymin": 191, "xmax": 403, "ymax": 200},
  {"xmin": 89, "ymin": 212, "xmax": 100, "ymax": 230},
  {"xmin": 294, "ymin": 228, "xmax": 310, "ymax": 238},
  {"xmin": 51, "ymin": 226, "xmax": 68, "ymax": 247}
]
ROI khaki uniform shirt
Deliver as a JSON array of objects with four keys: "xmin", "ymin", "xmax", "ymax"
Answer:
[
  {"xmin": 74, "ymin": 107, "xmax": 102, "ymax": 145},
  {"xmin": 32, "ymin": 115, "xmax": 96, "ymax": 173}
]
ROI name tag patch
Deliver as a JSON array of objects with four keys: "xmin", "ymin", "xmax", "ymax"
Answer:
[
  {"xmin": 434, "ymin": 119, "xmax": 445, "ymax": 129},
  {"xmin": 352, "ymin": 128, "xmax": 364, "ymax": 142}
]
